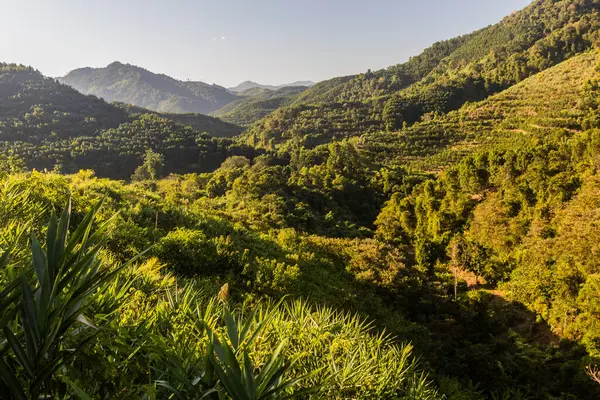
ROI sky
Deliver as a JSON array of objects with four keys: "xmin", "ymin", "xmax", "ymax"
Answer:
[{"xmin": 0, "ymin": 0, "xmax": 532, "ymax": 87}]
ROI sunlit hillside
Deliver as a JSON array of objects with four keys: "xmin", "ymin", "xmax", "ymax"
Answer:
[{"xmin": 3, "ymin": 1, "xmax": 600, "ymax": 399}]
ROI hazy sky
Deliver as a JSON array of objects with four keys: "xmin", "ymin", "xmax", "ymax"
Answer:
[{"xmin": 1, "ymin": 0, "xmax": 532, "ymax": 87}]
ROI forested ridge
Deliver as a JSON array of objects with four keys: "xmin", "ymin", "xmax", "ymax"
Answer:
[
  {"xmin": 212, "ymin": 86, "xmax": 310, "ymax": 126},
  {"xmin": 243, "ymin": 0, "xmax": 600, "ymax": 150},
  {"xmin": 3, "ymin": 0, "xmax": 600, "ymax": 399},
  {"xmin": 59, "ymin": 62, "xmax": 239, "ymax": 115},
  {"xmin": 0, "ymin": 64, "xmax": 254, "ymax": 178},
  {"xmin": 60, "ymin": 63, "xmax": 314, "ymax": 125}
]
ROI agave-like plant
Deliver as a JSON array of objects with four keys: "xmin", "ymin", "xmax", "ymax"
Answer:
[
  {"xmin": 204, "ymin": 303, "xmax": 314, "ymax": 400},
  {"xmin": 157, "ymin": 298, "xmax": 315, "ymax": 400},
  {"xmin": 0, "ymin": 198, "xmax": 141, "ymax": 399}
]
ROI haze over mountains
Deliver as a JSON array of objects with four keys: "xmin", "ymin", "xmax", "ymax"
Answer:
[
  {"xmin": 59, "ymin": 62, "xmax": 238, "ymax": 115},
  {"xmin": 58, "ymin": 62, "xmax": 315, "ymax": 118}
]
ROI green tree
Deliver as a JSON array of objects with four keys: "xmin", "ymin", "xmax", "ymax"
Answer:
[
  {"xmin": 0, "ymin": 154, "xmax": 25, "ymax": 178},
  {"xmin": 132, "ymin": 149, "xmax": 164, "ymax": 181}
]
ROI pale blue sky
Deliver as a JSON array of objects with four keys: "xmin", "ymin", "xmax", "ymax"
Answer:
[{"xmin": 1, "ymin": 0, "xmax": 532, "ymax": 87}]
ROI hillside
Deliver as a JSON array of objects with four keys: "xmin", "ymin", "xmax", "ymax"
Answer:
[
  {"xmin": 59, "ymin": 62, "xmax": 315, "ymax": 122},
  {"xmin": 0, "ymin": 64, "xmax": 253, "ymax": 177},
  {"xmin": 364, "ymin": 49, "xmax": 600, "ymax": 171},
  {"xmin": 6, "ymin": 1, "xmax": 600, "ymax": 399},
  {"xmin": 0, "ymin": 64, "xmax": 129, "ymax": 139},
  {"xmin": 212, "ymin": 85, "xmax": 309, "ymax": 126},
  {"xmin": 243, "ymin": 0, "xmax": 600, "ymax": 150},
  {"xmin": 60, "ymin": 61, "xmax": 239, "ymax": 114},
  {"xmin": 115, "ymin": 102, "xmax": 244, "ymax": 137}
]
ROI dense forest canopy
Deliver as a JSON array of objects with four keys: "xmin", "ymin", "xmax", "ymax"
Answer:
[
  {"xmin": 212, "ymin": 86, "xmax": 310, "ymax": 126},
  {"xmin": 0, "ymin": 65, "xmax": 255, "ymax": 178},
  {"xmin": 242, "ymin": 0, "xmax": 600, "ymax": 150},
  {"xmin": 59, "ymin": 63, "xmax": 315, "ymax": 125},
  {"xmin": 4, "ymin": 1, "xmax": 600, "ymax": 399}
]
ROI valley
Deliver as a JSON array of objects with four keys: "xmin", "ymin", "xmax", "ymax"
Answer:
[{"xmin": 2, "ymin": 0, "xmax": 600, "ymax": 399}]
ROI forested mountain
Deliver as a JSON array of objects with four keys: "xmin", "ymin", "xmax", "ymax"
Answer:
[
  {"xmin": 5, "ymin": 1, "xmax": 600, "ymax": 399},
  {"xmin": 364, "ymin": 48, "xmax": 600, "ymax": 171},
  {"xmin": 116, "ymin": 102, "xmax": 244, "ymax": 137},
  {"xmin": 0, "ymin": 63, "xmax": 253, "ymax": 177},
  {"xmin": 59, "ymin": 62, "xmax": 315, "ymax": 122},
  {"xmin": 59, "ymin": 61, "xmax": 239, "ymax": 114},
  {"xmin": 243, "ymin": 0, "xmax": 600, "ymax": 149},
  {"xmin": 212, "ymin": 85, "xmax": 309, "ymax": 126},
  {"xmin": 228, "ymin": 80, "xmax": 315, "ymax": 92}
]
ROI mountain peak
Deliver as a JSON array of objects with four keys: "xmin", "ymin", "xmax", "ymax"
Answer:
[
  {"xmin": 59, "ymin": 63, "xmax": 238, "ymax": 114},
  {"xmin": 106, "ymin": 61, "xmax": 127, "ymax": 69}
]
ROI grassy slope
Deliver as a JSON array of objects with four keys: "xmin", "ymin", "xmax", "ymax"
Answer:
[
  {"xmin": 364, "ymin": 50, "xmax": 600, "ymax": 171},
  {"xmin": 242, "ymin": 0, "xmax": 600, "ymax": 150}
]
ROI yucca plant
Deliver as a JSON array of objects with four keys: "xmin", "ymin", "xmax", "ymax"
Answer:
[
  {"xmin": 154, "ymin": 291, "xmax": 221, "ymax": 399},
  {"xmin": 0, "ymin": 198, "xmax": 141, "ymax": 399},
  {"xmin": 158, "ymin": 298, "xmax": 315, "ymax": 400},
  {"xmin": 204, "ymin": 303, "xmax": 314, "ymax": 400}
]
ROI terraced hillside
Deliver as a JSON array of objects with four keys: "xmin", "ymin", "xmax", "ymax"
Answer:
[
  {"xmin": 243, "ymin": 0, "xmax": 600, "ymax": 151},
  {"xmin": 363, "ymin": 49, "xmax": 600, "ymax": 171}
]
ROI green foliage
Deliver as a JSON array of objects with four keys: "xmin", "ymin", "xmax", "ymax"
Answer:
[
  {"xmin": 132, "ymin": 149, "xmax": 165, "ymax": 181},
  {"xmin": 0, "ymin": 199, "xmax": 135, "ymax": 398},
  {"xmin": 213, "ymin": 86, "xmax": 309, "ymax": 126},
  {"xmin": 153, "ymin": 228, "xmax": 241, "ymax": 277},
  {"xmin": 243, "ymin": 99, "xmax": 385, "ymax": 150},
  {"xmin": 1, "ymin": 146, "xmax": 599, "ymax": 398},
  {"xmin": 116, "ymin": 102, "xmax": 245, "ymax": 138},
  {"xmin": 245, "ymin": 0, "xmax": 600, "ymax": 151},
  {"xmin": 365, "ymin": 49, "xmax": 600, "ymax": 172},
  {"xmin": 5, "ymin": 3, "xmax": 600, "ymax": 399},
  {"xmin": 60, "ymin": 62, "xmax": 239, "ymax": 114},
  {"xmin": 203, "ymin": 304, "xmax": 312, "ymax": 400},
  {"xmin": 0, "ymin": 154, "xmax": 26, "ymax": 179},
  {"xmin": 0, "ymin": 67, "xmax": 253, "ymax": 179},
  {"xmin": 0, "ymin": 194, "xmax": 440, "ymax": 399}
]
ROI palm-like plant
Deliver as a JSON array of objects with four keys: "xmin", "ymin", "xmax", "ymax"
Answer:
[
  {"xmin": 157, "ymin": 299, "xmax": 315, "ymax": 400},
  {"xmin": 0, "ymin": 199, "xmax": 140, "ymax": 399},
  {"xmin": 205, "ymin": 304, "xmax": 313, "ymax": 400}
]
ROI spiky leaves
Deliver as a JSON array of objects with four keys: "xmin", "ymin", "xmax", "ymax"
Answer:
[
  {"xmin": 0, "ymin": 198, "xmax": 136, "ymax": 399},
  {"xmin": 205, "ymin": 303, "xmax": 315, "ymax": 400}
]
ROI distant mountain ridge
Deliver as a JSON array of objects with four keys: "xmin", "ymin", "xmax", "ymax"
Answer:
[
  {"xmin": 228, "ymin": 80, "xmax": 315, "ymax": 93},
  {"xmin": 59, "ymin": 62, "xmax": 239, "ymax": 115},
  {"xmin": 59, "ymin": 63, "xmax": 315, "ymax": 117},
  {"xmin": 0, "ymin": 63, "xmax": 250, "ymax": 178}
]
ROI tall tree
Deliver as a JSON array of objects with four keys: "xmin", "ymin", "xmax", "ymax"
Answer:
[{"xmin": 132, "ymin": 149, "xmax": 164, "ymax": 181}]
